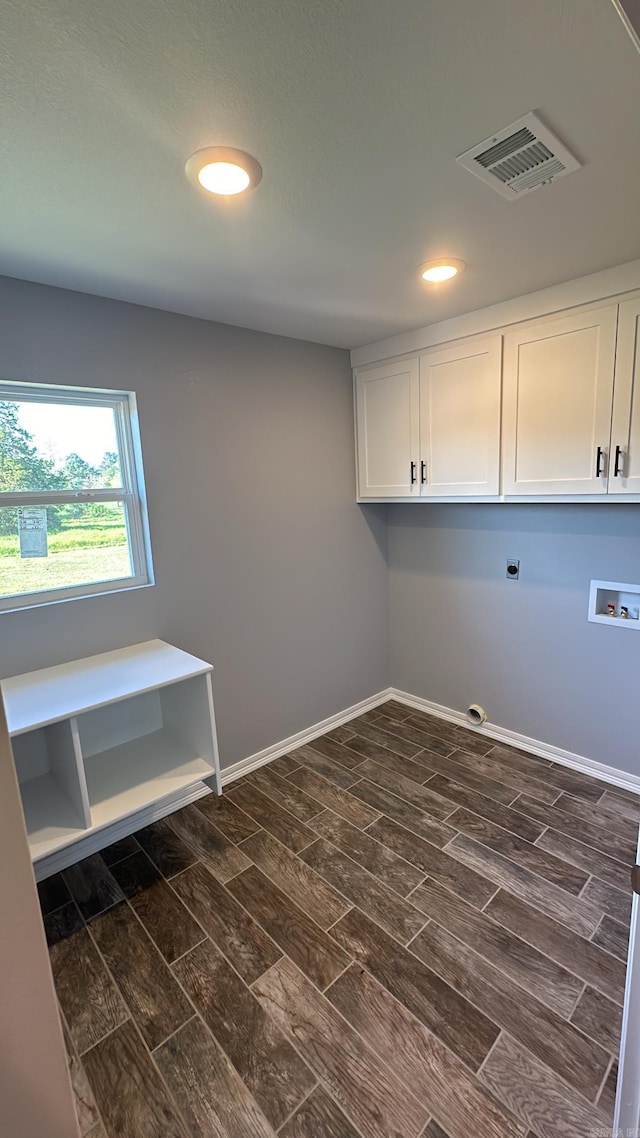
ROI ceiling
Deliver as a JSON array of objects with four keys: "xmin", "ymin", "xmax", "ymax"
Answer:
[{"xmin": 1, "ymin": 0, "xmax": 639, "ymax": 349}]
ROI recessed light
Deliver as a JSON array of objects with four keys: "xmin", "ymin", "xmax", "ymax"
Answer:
[
  {"xmin": 185, "ymin": 147, "xmax": 262, "ymax": 196},
  {"xmin": 419, "ymin": 258, "xmax": 465, "ymax": 283}
]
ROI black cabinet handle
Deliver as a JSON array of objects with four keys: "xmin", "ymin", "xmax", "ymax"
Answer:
[
  {"xmin": 596, "ymin": 446, "xmax": 604, "ymax": 478},
  {"xmin": 614, "ymin": 445, "xmax": 624, "ymax": 478},
  {"xmin": 420, "ymin": 460, "xmax": 427, "ymax": 484},
  {"xmin": 410, "ymin": 461, "xmax": 417, "ymax": 485}
]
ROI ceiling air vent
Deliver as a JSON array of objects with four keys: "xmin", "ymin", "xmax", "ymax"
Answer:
[{"xmin": 456, "ymin": 112, "xmax": 581, "ymax": 199}]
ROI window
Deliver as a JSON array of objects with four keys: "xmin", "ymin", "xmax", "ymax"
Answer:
[{"xmin": 0, "ymin": 382, "xmax": 153, "ymax": 611}]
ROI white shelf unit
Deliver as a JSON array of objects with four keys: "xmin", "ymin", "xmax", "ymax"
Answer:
[
  {"xmin": 588, "ymin": 580, "xmax": 640, "ymax": 629},
  {"xmin": 2, "ymin": 640, "xmax": 222, "ymax": 878}
]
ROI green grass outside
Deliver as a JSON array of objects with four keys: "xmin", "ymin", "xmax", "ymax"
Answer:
[
  {"xmin": 0, "ymin": 518, "xmax": 127, "ymax": 557},
  {"xmin": 0, "ymin": 517, "xmax": 131, "ymax": 598}
]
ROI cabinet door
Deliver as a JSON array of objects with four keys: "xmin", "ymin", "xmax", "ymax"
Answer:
[
  {"xmin": 355, "ymin": 360, "xmax": 419, "ymax": 498},
  {"xmin": 419, "ymin": 335, "xmax": 502, "ymax": 497},
  {"xmin": 610, "ymin": 297, "xmax": 640, "ymax": 494},
  {"xmin": 502, "ymin": 305, "xmax": 618, "ymax": 495}
]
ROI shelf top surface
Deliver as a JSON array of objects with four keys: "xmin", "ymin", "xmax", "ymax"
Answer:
[{"xmin": 2, "ymin": 639, "xmax": 213, "ymax": 735}]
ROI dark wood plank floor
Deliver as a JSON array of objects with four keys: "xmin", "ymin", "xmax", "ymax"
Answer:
[{"xmin": 41, "ymin": 701, "xmax": 635, "ymax": 1138}]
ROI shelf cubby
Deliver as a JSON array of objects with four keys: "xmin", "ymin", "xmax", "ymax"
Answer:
[
  {"xmin": 11, "ymin": 719, "xmax": 90, "ymax": 860},
  {"xmin": 78, "ymin": 676, "xmax": 217, "ymax": 829},
  {"xmin": 2, "ymin": 641, "xmax": 222, "ymax": 877}
]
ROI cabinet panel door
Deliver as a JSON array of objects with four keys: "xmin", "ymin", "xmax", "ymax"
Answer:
[
  {"xmin": 355, "ymin": 360, "xmax": 419, "ymax": 497},
  {"xmin": 502, "ymin": 305, "xmax": 618, "ymax": 495},
  {"xmin": 419, "ymin": 335, "xmax": 502, "ymax": 497},
  {"xmin": 610, "ymin": 297, "xmax": 640, "ymax": 494}
]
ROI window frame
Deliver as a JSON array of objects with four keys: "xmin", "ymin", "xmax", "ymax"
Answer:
[{"xmin": 0, "ymin": 381, "xmax": 153, "ymax": 613}]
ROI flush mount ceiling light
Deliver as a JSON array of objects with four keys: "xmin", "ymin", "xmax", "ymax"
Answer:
[
  {"xmin": 185, "ymin": 147, "xmax": 262, "ymax": 196},
  {"xmin": 419, "ymin": 258, "xmax": 465, "ymax": 283}
]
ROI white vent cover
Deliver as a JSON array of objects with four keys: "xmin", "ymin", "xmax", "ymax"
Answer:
[{"xmin": 456, "ymin": 112, "xmax": 581, "ymax": 199}]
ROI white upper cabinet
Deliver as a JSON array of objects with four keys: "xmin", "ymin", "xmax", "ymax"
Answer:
[
  {"xmin": 610, "ymin": 297, "xmax": 640, "ymax": 494},
  {"xmin": 353, "ymin": 287, "xmax": 640, "ymax": 502},
  {"xmin": 355, "ymin": 359, "xmax": 420, "ymax": 497},
  {"xmin": 419, "ymin": 336, "xmax": 502, "ymax": 497},
  {"xmin": 502, "ymin": 304, "xmax": 618, "ymax": 495}
]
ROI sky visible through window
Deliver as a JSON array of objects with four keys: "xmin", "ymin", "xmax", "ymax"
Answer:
[
  {"xmin": 0, "ymin": 384, "xmax": 151, "ymax": 609},
  {"xmin": 0, "ymin": 396, "xmax": 131, "ymax": 603},
  {"xmin": 18, "ymin": 400, "xmax": 119, "ymax": 468}
]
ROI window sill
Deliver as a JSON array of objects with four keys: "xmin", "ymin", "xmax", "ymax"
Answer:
[{"xmin": 0, "ymin": 577, "xmax": 154, "ymax": 616}]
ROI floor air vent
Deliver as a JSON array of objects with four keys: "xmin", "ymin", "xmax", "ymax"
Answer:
[{"xmin": 456, "ymin": 112, "xmax": 581, "ymax": 199}]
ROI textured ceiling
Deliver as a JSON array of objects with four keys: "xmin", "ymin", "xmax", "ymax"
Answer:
[{"xmin": 1, "ymin": 0, "xmax": 639, "ymax": 347}]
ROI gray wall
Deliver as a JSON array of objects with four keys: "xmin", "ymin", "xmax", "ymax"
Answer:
[
  {"xmin": 388, "ymin": 504, "xmax": 640, "ymax": 776},
  {"xmin": 0, "ymin": 277, "xmax": 388, "ymax": 768},
  {"xmin": 5, "ymin": 273, "xmax": 638, "ymax": 780}
]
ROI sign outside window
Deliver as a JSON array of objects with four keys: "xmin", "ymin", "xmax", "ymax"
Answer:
[{"xmin": 17, "ymin": 507, "xmax": 48, "ymax": 559}]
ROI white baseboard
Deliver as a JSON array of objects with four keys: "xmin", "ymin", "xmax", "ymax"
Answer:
[
  {"xmin": 390, "ymin": 688, "xmax": 640, "ymax": 797},
  {"xmin": 219, "ymin": 689, "xmax": 394, "ymax": 786},
  {"xmin": 37, "ymin": 683, "xmax": 639, "ymax": 882}
]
